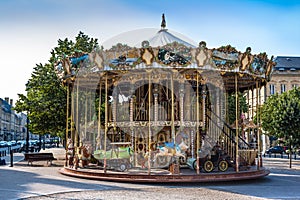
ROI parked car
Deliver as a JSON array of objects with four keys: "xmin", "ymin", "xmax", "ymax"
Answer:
[
  {"xmin": 0, "ymin": 141, "xmax": 8, "ymax": 147},
  {"xmin": 266, "ymin": 146, "xmax": 284, "ymax": 154}
]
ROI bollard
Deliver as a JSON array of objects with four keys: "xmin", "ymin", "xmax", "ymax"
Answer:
[{"xmin": 10, "ymin": 149, "xmax": 13, "ymax": 167}]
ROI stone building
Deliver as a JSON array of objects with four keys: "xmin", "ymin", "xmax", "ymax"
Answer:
[
  {"xmin": 0, "ymin": 97, "xmax": 28, "ymax": 141},
  {"xmin": 266, "ymin": 56, "xmax": 300, "ymax": 97}
]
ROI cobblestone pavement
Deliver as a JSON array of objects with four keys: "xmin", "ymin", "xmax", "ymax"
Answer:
[
  {"xmin": 22, "ymin": 188, "xmax": 265, "ymax": 200},
  {"xmin": 1, "ymin": 149, "xmax": 300, "ymax": 200}
]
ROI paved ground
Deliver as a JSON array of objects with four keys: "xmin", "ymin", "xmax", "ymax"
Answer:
[{"xmin": 1, "ymin": 148, "xmax": 300, "ymax": 200}]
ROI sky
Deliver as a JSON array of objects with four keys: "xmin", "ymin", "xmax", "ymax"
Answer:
[{"xmin": 0, "ymin": 0, "xmax": 300, "ymax": 103}]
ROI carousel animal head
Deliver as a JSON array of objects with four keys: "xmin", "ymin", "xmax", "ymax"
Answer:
[{"xmin": 67, "ymin": 138, "xmax": 74, "ymax": 148}]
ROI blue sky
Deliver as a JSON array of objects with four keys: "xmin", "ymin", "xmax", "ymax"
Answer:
[{"xmin": 0, "ymin": 0, "xmax": 300, "ymax": 102}]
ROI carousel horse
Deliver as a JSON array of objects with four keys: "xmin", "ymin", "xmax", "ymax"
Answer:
[
  {"xmin": 79, "ymin": 143, "xmax": 92, "ymax": 168},
  {"xmin": 67, "ymin": 138, "xmax": 74, "ymax": 167}
]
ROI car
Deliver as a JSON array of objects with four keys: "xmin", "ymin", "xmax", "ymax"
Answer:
[
  {"xmin": 0, "ymin": 141, "xmax": 8, "ymax": 147},
  {"xmin": 266, "ymin": 146, "xmax": 284, "ymax": 154}
]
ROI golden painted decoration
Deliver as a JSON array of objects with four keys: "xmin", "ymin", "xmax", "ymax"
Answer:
[{"xmin": 141, "ymin": 48, "xmax": 155, "ymax": 66}]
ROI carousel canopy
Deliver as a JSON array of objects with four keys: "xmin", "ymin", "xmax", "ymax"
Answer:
[
  {"xmin": 56, "ymin": 14, "xmax": 276, "ymax": 92},
  {"xmin": 147, "ymin": 28, "xmax": 196, "ymax": 48}
]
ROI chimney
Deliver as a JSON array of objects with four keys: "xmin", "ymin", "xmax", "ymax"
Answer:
[
  {"xmin": 10, "ymin": 99, "xmax": 13, "ymax": 106},
  {"xmin": 4, "ymin": 97, "xmax": 9, "ymax": 103}
]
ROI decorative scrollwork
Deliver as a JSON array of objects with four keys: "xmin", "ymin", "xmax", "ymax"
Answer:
[
  {"xmin": 216, "ymin": 45, "xmax": 238, "ymax": 53},
  {"xmin": 141, "ymin": 40, "xmax": 150, "ymax": 48},
  {"xmin": 250, "ymin": 52, "xmax": 268, "ymax": 75},
  {"xmin": 157, "ymin": 48, "xmax": 189, "ymax": 66}
]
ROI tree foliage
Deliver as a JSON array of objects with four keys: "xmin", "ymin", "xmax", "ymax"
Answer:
[
  {"xmin": 261, "ymin": 87, "xmax": 300, "ymax": 146},
  {"xmin": 227, "ymin": 92, "xmax": 249, "ymax": 124},
  {"xmin": 15, "ymin": 32, "xmax": 98, "ymax": 138}
]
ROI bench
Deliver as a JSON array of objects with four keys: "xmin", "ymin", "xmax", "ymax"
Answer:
[{"xmin": 24, "ymin": 153, "xmax": 57, "ymax": 166}]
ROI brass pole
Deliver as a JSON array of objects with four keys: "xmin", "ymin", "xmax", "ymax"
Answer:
[
  {"xmin": 196, "ymin": 72, "xmax": 200, "ymax": 174},
  {"xmin": 256, "ymin": 81, "xmax": 261, "ymax": 170},
  {"xmin": 71, "ymin": 83, "xmax": 74, "ymax": 148},
  {"xmin": 75, "ymin": 79, "xmax": 79, "ymax": 149},
  {"xmin": 235, "ymin": 74, "xmax": 239, "ymax": 172},
  {"xmin": 71, "ymin": 78, "xmax": 79, "ymax": 169},
  {"xmin": 171, "ymin": 71, "xmax": 177, "ymax": 173},
  {"xmin": 171, "ymin": 72, "xmax": 175, "ymax": 147},
  {"xmin": 148, "ymin": 70, "xmax": 152, "ymax": 175},
  {"xmin": 84, "ymin": 90, "xmax": 88, "ymax": 143},
  {"xmin": 65, "ymin": 83, "xmax": 69, "ymax": 167},
  {"xmin": 97, "ymin": 81, "xmax": 102, "ymax": 150},
  {"xmin": 104, "ymin": 74, "xmax": 108, "ymax": 173}
]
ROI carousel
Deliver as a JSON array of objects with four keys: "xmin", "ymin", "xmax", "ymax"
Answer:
[{"xmin": 58, "ymin": 15, "xmax": 275, "ymax": 182}]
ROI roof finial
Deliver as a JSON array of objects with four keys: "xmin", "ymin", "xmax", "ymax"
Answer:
[{"xmin": 161, "ymin": 13, "xmax": 166, "ymax": 29}]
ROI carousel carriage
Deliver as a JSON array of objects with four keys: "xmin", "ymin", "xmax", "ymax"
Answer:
[
  {"xmin": 93, "ymin": 142, "xmax": 132, "ymax": 171},
  {"xmin": 187, "ymin": 144, "xmax": 234, "ymax": 173}
]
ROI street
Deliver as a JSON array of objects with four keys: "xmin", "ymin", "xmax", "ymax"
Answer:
[{"xmin": 0, "ymin": 151, "xmax": 300, "ymax": 200}]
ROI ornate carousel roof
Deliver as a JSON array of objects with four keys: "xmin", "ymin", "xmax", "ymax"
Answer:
[
  {"xmin": 147, "ymin": 29, "xmax": 195, "ymax": 48},
  {"xmin": 147, "ymin": 14, "xmax": 195, "ymax": 48},
  {"xmin": 56, "ymin": 14, "xmax": 276, "ymax": 92}
]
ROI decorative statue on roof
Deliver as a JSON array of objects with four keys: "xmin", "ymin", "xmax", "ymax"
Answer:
[{"xmin": 161, "ymin": 13, "xmax": 166, "ymax": 29}]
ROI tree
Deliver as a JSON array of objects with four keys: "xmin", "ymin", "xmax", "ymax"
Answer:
[
  {"xmin": 15, "ymin": 32, "xmax": 98, "ymax": 142},
  {"xmin": 18, "ymin": 63, "xmax": 66, "ymax": 136},
  {"xmin": 261, "ymin": 87, "xmax": 300, "ymax": 167},
  {"xmin": 261, "ymin": 87, "xmax": 300, "ymax": 143},
  {"xmin": 227, "ymin": 92, "xmax": 249, "ymax": 125}
]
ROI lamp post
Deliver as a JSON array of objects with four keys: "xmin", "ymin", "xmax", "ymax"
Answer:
[
  {"xmin": 25, "ymin": 114, "xmax": 29, "ymax": 153},
  {"xmin": 289, "ymin": 135, "xmax": 292, "ymax": 168}
]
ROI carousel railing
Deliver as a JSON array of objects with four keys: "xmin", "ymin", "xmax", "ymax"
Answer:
[{"xmin": 205, "ymin": 108, "xmax": 256, "ymax": 167}]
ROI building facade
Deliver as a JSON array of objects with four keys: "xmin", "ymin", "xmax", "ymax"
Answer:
[
  {"xmin": 0, "ymin": 97, "xmax": 28, "ymax": 141},
  {"xmin": 266, "ymin": 56, "xmax": 300, "ymax": 97}
]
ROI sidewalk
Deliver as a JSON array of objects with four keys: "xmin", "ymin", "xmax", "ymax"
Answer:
[
  {"xmin": 262, "ymin": 156, "xmax": 300, "ymax": 171},
  {"xmin": 0, "ymin": 147, "xmax": 66, "ymax": 167}
]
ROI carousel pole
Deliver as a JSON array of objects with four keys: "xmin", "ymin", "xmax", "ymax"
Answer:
[
  {"xmin": 201, "ymin": 76, "xmax": 207, "ymax": 173},
  {"xmin": 75, "ymin": 78, "xmax": 80, "ymax": 161},
  {"xmin": 104, "ymin": 74, "xmax": 108, "ymax": 173},
  {"xmin": 71, "ymin": 82, "xmax": 75, "ymax": 151},
  {"xmin": 112, "ymin": 88, "xmax": 117, "ymax": 141},
  {"xmin": 256, "ymin": 80, "xmax": 261, "ymax": 169},
  {"xmin": 97, "ymin": 81, "xmax": 102, "ymax": 150},
  {"xmin": 171, "ymin": 72, "xmax": 175, "ymax": 147},
  {"xmin": 196, "ymin": 72, "xmax": 200, "ymax": 174},
  {"xmin": 235, "ymin": 74, "xmax": 239, "ymax": 172},
  {"xmin": 84, "ymin": 90, "xmax": 88, "ymax": 142},
  {"xmin": 224, "ymin": 92, "xmax": 229, "ymax": 156},
  {"xmin": 170, "ymin": 71, "xmax": 177, "ymax": 173},
  {"xmin": 65, "ymin": 82, "xmax": 69, "ymax": 167},
  {"xmin": 148, "ymin": 71, "xmax": 152, "ymax": 175},
  {"xmin": 246, "ymin": 87, "xmax": 250, "ymax": 144}
]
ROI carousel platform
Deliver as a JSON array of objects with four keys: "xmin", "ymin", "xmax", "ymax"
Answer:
[{"xmin": 59, "ymin": 165, "xmax": 270, "ymax": 183}]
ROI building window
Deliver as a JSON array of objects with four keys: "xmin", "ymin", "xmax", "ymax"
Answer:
[
  {"xmin": 269, "ymin": 84, "xmax": 275, "ymax": 95},
  {"xmin": 281, "ymin": 84, "xmax": 286, "ymax": 93},
  {"xmin": 292, "ymin": 84, "xmax": 298, "ymax": 88}
]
